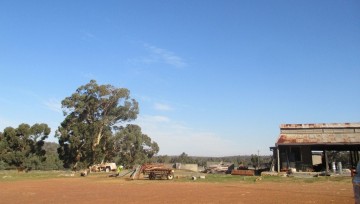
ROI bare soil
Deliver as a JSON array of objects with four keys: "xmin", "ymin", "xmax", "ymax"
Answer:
[{"xmin": 0, "ymin": 177, "xmax": 354, "ymax": 204}]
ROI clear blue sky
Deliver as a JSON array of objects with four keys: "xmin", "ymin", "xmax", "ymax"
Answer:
[{"xmin": 1, "ymin": 1, "xmax": 359, "ymax": 156}]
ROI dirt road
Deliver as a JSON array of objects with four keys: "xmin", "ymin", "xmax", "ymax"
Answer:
[{"xmin": 0, "ymin": 178, "xmax": 354, "ymax": 203}]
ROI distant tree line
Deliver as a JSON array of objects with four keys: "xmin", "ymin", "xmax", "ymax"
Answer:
[
  {"xmin": 0, "ymin": 80, "xmax": 159, "ymax": 171},
  {"xmin": 152, "ymin": 152, "xmax": 273, "ymax": 168}
]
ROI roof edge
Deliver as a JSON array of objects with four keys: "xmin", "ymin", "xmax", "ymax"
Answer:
[{"xmin": 280, "ymin": 123, "xmax": 360, "ymax": 129}]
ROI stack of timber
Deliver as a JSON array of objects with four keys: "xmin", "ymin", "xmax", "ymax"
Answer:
[{"xmin": 231, "ymin": 169, "xmax": 255, "ymax": 176}]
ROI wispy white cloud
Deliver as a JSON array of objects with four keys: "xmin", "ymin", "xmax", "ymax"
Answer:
[
  {"xmin": 142, "ymin": 44, "xmax": 187, "ymax": 68},
  {"xmin": 154, "ymin": 103, "xmax": 173, "ymax": 111},
  {"xmin": 43, "ymin": 98, "xmax": 62, "ymax": 113},
  {"xmin": 150, "ymin": 115, "xmax": 170, "ymax": 122},
  {"xmin": 81, "ymin": 30, "xmax": 96, "ymax": 41},
  {"xmin": 134, "ymin": 114, "xmax": 239, "ymax": 156},
  {"xmin": 133, "ymin": 94, "xmax": 152, "ymax": 103},
  {"xmin": 134, "ymin": 95, "xmax": 174, "ymax": 112}
]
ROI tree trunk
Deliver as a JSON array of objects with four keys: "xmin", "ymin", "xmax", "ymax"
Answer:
[{"xmin": 92, "ymin": 126, "xmax": 104, "ymax": 150}]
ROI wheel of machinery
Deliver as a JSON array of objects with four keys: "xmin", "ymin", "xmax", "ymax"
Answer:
[
  {"xmin": 167, "ymin": 173, "xmax": 174, "ymax": 180},
  {"xmin": 149, "ymin": 172, "xmax": 156, "ymax": 180}
]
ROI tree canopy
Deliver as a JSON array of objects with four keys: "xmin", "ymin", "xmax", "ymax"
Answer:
[
  {"xmin": 113, "ymin": 124, "xmax": 159, "ymax": 167},
  {"xmin": 0, "ymin": 123, "xmax": 50, "ymax": 170},
  {"xmin": 170, "ymin": 152, "xmax": 194, "ymax": 164},
  {"xmin": 56, "ymin": 80, "xmax": 139, "ymax": 169}
]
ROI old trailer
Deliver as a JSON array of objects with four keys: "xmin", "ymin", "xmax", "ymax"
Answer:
[{"xmin": 140, "ymin": 164, "xmax": 174, "ymax": 180}]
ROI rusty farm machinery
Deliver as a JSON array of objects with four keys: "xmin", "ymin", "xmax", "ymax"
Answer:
[{"xmin": 126, "ymin": 164, "xmax": 174, "ymax": 180}]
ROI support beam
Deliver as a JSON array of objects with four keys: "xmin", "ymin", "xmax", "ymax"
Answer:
[
  {"xmin": 277, "ymin": 147, "xmax": 280, "ymax": 173},
  {"xmin": 324, "ymin": 150, "xmax": 329, "ymax": 174},
  {"xmin": 355, "ymin": 151, "xmax": 359, "ymax": 165}
]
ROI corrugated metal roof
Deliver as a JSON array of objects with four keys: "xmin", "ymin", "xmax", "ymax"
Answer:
[{"xmin": 276, "ymin": 134, "xmax": 360, "ymax": 145}]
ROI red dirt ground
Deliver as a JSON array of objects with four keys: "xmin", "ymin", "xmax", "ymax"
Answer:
[{"xmin": 0, "ymin": 178, "xmax": 354, "ymax": 204}]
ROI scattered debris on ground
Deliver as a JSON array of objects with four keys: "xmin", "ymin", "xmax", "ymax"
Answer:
[{"xmin": 203, "ymin": 162, "xmax": 234, "ymax": 174}]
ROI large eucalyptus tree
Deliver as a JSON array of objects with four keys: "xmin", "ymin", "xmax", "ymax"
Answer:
[{"xmin": 56, "ymin": 80, "xmax": 139, "ymax": 169}]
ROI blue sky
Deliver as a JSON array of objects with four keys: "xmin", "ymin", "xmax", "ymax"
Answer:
[{"xmin": 1, "ymin": 1, "xmax": 359, "ymax": 156}]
